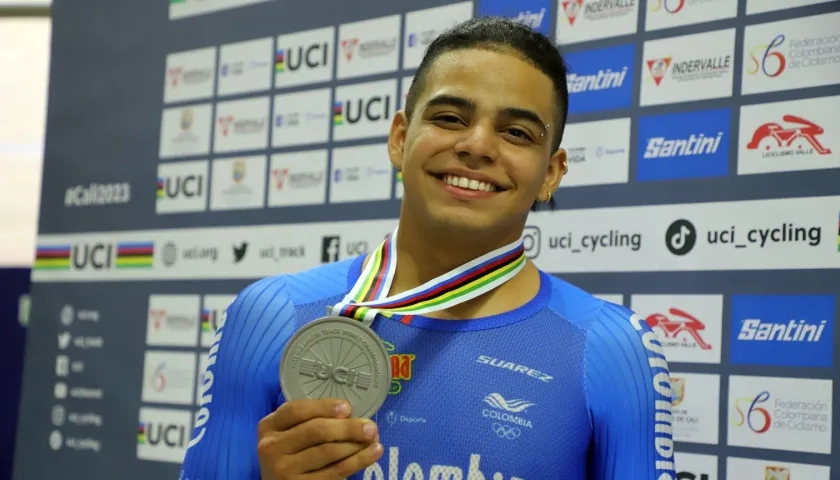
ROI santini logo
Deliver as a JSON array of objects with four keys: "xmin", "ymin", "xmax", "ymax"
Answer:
[
  {"xmin": 567, "ymin": 67, "xmax": 628, "ymax": 94},
  {"xmin": 637, "ymin": 108, "xmax": 730, "ymax": 181},
  {"xmin": 730, "ymin": 295, "xmax": 833, "ymax": 368},
  {"xmin": 738, "ymin": 319, "xmax": 827, "ymax": 342},
  {"xmin": 644, "ymin": 132, "xmax": 723, "ymax": 159},
  {"xmin": 482, "ymin": 393, "xmax": 536, "ymax": 413},
  {"xmin": 564, "ymin": 44, "xmax": 634, "ymax": 114},
  {"xmin": 512, "ymin": 8, "xmax": 546, "ymax": 30}
]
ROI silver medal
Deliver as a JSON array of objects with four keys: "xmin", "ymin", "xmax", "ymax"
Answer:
[{"xmin": 279, "ymin": 316, "xmax": 392, "ymax": 419}]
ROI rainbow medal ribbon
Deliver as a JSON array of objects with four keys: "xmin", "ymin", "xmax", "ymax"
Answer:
[{"xmin": 279, "ymin": 226, "xmax": 527, "ymax": 418}]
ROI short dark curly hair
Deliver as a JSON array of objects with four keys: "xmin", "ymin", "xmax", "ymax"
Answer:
[{"xmin": 403, "ymin": 16, "xmax": 570, "ymax": 211}]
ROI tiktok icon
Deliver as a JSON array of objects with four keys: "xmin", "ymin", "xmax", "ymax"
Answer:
[{"xmin": 665, "ymin": 219, "xmax": 697, "ymax": 256}]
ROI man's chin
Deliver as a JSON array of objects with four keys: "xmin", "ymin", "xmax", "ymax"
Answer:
[
  {"xmin": 427, "ymin": 208, "xmax": 505, "ymax": 234},
  {"xmin": 405, "ymin": 193, "xmax": 523, "ymax": 234}
]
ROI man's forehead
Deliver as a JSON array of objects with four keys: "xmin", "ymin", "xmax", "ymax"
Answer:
[
  {"xmin": 426, "ymin": 49, "xmax": 541, "ymax": 81},
  {"xmin": 419, "ymin": 82, "xmax": 554, "ymax": 125},
  {"xmin": 420, "ymin": 50, "xmax": 554, "ymax": 111}
]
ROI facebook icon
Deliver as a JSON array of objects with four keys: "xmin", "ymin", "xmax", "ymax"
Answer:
[{"xmin": 321, "ymin": 236, "xmax": 340, "ymax": 263}]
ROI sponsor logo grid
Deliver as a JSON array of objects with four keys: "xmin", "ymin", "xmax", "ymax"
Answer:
[
  {"xmin": 151, "ymin": 4, "xmax": 840, "ymax": 212},
  {"xmin": 137, "ymin": 293, "xmax": 238, "ymax": 463},
  {"xmin": 31, "ymin": 0, "xmax": 840, "ymax": 478}
]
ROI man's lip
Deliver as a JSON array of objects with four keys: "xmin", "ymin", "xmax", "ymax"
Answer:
[{"xmin": 431, "ymin": 169, "xmax": 506, "ymax": 189}]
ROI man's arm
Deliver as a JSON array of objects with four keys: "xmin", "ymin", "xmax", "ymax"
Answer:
[
  {"xmin": 585, "ymin": 302, "xmax": 677, "ymax": 480},
  {"xmin": 180, "ymin": 276, "xmax": 297, "ymax": 480}
]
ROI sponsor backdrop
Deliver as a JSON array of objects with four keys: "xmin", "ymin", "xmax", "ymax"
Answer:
[{"xmin": 12, "ymin": 0, "xmax": 840, "ymax": 479}]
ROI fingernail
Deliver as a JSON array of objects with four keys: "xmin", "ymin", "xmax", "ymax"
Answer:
[
  {"xmin": 369, "ymin": 442, "xmax": 383, "ymax": 454},
  {"xmin": 363, "ymin": 422, "xmax": 378, "ymax": 440},
  {"xmin": 335, "ymin": 402, "xmax": 350, "ymax": 416}
]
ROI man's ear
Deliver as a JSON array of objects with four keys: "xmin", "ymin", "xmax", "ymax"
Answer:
[
  {"xmin": 387, "ymin": 110, "xmax": 409, "ymax": 170},
  {"xmin": 541, "ymin": 147, "xmax": 567, "ymax": 199}
]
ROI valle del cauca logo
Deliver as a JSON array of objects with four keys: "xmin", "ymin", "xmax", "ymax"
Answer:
[
  {"xmin": 383, "ymin": 340, "xmax": 415, "ymax": 395},
  {"xmin": 34, "ymin": 242, "xmax": 155, "ymax": 271}
]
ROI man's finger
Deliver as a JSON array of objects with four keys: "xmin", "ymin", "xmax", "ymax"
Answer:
[
  {"xmin": 260, "ymin": 399, "xmax": 351, "ymax": 435},
  {"xmin": 292, "ymin": 441, "xmax": 370, "ymax": 473},
  {"xmin": 281, "ymin": 418, "xmax": 378, "ymax": 454},
  {"xmin": 301, "ymin": 442, "xmax": 384, "ymax": 480}
]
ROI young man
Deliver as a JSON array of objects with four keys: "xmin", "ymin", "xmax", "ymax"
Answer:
[{"xmin": 179, "ymin": 17, "xmax": 677, "ymax": 480}]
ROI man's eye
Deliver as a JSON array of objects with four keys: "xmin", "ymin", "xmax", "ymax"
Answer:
[
  {"xmin": 505, "ymin": 128, "xmax": 533, "ymax": 141},
  {"xmin": 435, "ymin": 115, "xmax": 462, "ymax": 123}
]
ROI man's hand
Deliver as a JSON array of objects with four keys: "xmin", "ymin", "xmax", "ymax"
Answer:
[{"xmin": 257, "ymin": 399, "xmax": 383, "ymax": 479}]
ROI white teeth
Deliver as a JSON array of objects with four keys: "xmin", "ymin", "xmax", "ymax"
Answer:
[{"xmin": 442, "ymin": 174, "xmax": 497, "ymax": 192}]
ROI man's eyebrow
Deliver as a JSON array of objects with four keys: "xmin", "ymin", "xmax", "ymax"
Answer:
[
  {"xmin": 423, "ymin": 94, "xmax": 548, "ymax": 136},
  {"xmin": 499, "ymin": 107, "xmax": 548, "ymax": 136},
  {"xmin": 423, "ymin": 94, "xmax": 476, "ymax": 111}
]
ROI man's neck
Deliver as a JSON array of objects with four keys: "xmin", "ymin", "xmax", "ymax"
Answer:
[
  {"xmin": 382, "ymin": 213, "xmax": 539, "ymax": 320},
  {"xmin": 392, "ymin": 218, "xmax": 516, "ymax": 287}
]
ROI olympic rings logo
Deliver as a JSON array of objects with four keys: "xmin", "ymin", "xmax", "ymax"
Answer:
[{"xmin": 492, "ymin": 423, "xmax": 521, "ymax": 440}]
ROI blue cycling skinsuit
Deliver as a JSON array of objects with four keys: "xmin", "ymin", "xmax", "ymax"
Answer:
[{"xmin": 179, "ymin": 255, "xmax": 677, "ymax": 479}]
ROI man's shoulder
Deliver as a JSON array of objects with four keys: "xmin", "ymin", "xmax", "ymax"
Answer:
[
  {"xmin": 540, "ymin": 275, "xmax": 665, "ymax": 381},
  {"xmin": 228, "ymin": 256, "xmax": 361, "ymax": 322},
  {"xmin": 541, "ymin": 272, "xmax": 638, "ymax": 334},
  {"xmin": 278, "ymin": 256, "xmax": 360, "ymax": 303},
  {"xmin": 544, "ymin": 275, "xmax": 654, "ymax": 359}
]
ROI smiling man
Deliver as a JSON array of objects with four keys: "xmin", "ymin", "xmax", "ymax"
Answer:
[{"xmin": 179, "ymin": 17, "xmax": 676, "ymax": 480}]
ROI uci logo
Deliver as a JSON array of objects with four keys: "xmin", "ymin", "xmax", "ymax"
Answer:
[
  {"xmin": 340, "ymin": 95, "xmax": 392, "ymax": 124},
  {"xmin": 280, "ymin": 43, "xmax": 329, "ymax": 71},
  {"xmin": 160, "ymin": 175, "xmax": 203, "ymax": 199},
  {"xmin": 72, "ymin": 243, "xmax": 113, "ymax": 270},
  {"xmin": 346, "ymin": 241, "xmax": 368, "ymax": 256},
  {"xmin": 206, "ymin": 309, "xmax": 224, "ymax": 333},
  {"xmin": 144, "ymin": 422, "xmax": 188, "ymax": 448}
]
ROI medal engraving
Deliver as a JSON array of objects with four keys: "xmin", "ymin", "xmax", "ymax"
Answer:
[{"xmin": 280, "ymin": 316, "xmax": 391, "ymax": 418}]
